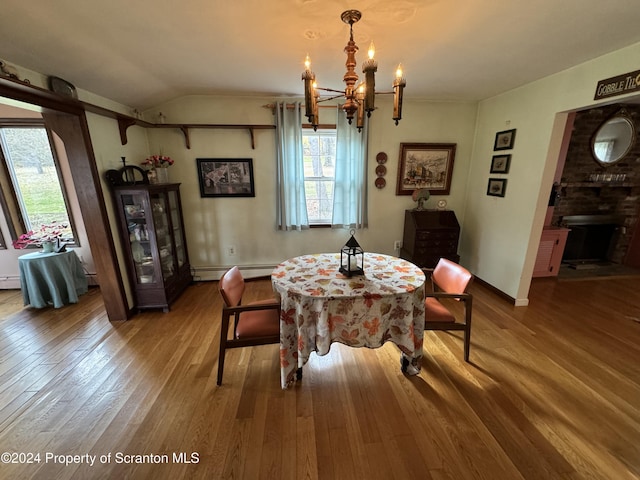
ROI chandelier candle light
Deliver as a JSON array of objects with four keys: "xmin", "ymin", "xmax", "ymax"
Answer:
[{"xmin": 302, "ymin": 10, "xmax": 406, "ymax": 132}]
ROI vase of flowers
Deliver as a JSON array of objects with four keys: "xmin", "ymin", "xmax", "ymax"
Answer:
[
  {"xmin": 141, "ymin": 155, "xmax": 174, "ymax": 184},
  {"xmin": 12, "ymin": 222, "xmax": 69, "ymax": 252}
]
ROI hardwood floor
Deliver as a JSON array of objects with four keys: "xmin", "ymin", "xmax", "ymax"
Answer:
[{"xmin": 0, "ymin": 276, "xmax": 639, "ymax": 479}]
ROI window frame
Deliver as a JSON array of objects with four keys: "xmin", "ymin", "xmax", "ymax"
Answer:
[
  {"xmin": 302, "ymin": 123, "xmax": 337, "ymax": 227},
  {"xmin": 0, "ymin": 118, "xmax": 79, "ymax": 248}
]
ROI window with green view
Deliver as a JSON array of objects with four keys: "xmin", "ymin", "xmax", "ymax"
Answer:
[{"xmin": 0, "ymin": 124, "xmax": 75, "ymax": 246}]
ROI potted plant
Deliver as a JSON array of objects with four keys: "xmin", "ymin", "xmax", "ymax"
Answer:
[
  {"xmin": 13, "ymin": 222, "xmax": 69, "ymax": 252},
  {"xmin": 141, "ymin": 155, "xmax": 174, "ymax": 183}
]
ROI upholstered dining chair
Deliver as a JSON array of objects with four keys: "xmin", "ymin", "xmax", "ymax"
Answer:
[
  {"xmin": 423, "ymin": 258, "xmax": 474, "ymax": 362},
  {"xmin": 217, "ymin": 266, "xmax": 280, "ymax": 385}
]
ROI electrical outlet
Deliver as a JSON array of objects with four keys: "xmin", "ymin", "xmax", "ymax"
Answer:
[
  {"xmin": 393, "ymin": 240, "xmax": 402, "ymax": 250},
  {"xmin": 227, "ymin": 245, "xmax": 236, "ymax": 256}
]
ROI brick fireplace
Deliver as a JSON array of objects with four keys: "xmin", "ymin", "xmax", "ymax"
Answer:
[{"xmin": 551, "ymin": 104, "xmax": 640, "ymax": 264}]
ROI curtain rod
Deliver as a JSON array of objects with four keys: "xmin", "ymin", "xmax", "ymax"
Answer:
[{"xmin": 263, "ymin": 103, "xmax": 338, "ymax": 110}]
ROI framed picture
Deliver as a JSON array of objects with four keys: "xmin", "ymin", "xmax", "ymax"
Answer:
[
  {"xmin": 494, "ymin": 129, "xmax": 516, "ymax": 150},
  {"xmin": 490, "ymin": 154, "xmax": 511, "ymax": 174},
  {"xmin": 196, "ymin": 158, "xmax": 255, "ymax": 197},
  {"xmin": 487, "ymin": 178, "xmax": 507, "ymax": 197},
  {"xmin": 396, "ymin": 143, "xmax": 456, "ymax": 195}
]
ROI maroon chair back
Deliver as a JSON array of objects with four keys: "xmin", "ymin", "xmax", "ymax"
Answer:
[
  {"xmin": 432, "ymin": 258, "xmax": 473, "ymax": 295},
  {"xmin": 219, "ymin": 266, "xmax": 245, "ymax": 307}
]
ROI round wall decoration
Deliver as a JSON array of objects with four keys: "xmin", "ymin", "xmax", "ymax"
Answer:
[
  {"xmin": 375, "ymin": 165, "xmax": 387, "ymax": 176},
  {"xmin": 376, "ymin": 152, "xmax": 387, "ymax": 164},
  {"xmin": 48, "ymin": 76, "xmax": 78, "ymax": 99},
  {"xmin": 375, "ymin": 177, "xmax": 386, "ymax": 189}
]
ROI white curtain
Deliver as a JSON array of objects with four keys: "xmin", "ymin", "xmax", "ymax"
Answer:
[
  {"xmin": 275, "ymin": 102, "xmax": 309, "ymax": 230},
  {"xmin": 332, "ymin": 109, "xmax": 368, "ymax": 229}
]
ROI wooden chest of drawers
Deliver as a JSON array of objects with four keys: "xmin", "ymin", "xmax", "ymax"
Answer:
[{"xmin": 400, "ymin": 210, "xmax": 460, "ymax": 268}]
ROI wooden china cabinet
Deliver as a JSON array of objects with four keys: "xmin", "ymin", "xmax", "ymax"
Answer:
[{"xmin": 112, "ymin": 183, "xmax": 191, "ymax": 312}]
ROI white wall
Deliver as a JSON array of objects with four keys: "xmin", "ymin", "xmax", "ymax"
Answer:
[
  {"xmin": 462, "ymin": 41, "xmax": 640, "ymax": 304},
  {"xmin": 144, "ymin": 95, "xmax": 478, "ymax": 279},
  {"xmin": 84, "ymin": 114, "xmax": 149, "ymax": 307}
]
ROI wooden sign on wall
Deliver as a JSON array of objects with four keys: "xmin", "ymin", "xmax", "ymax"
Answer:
[{"xmin": 594, "ymin": 69, "xmax": 640, "ymax": 100}]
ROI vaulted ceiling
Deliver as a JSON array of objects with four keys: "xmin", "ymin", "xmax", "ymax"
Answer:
[{"xmin": 2, "ymin": 0, "xmax": 640, "ymax": 110}]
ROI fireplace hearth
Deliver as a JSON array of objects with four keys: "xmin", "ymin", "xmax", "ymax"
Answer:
[{"xmin": 561, "ymin": 215, "xmax": 623, "ymax": 264}]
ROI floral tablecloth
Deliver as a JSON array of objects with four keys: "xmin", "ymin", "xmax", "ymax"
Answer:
[{"xmin": 271, "ymin": 253, "xmax": 425, "ymax": 389}]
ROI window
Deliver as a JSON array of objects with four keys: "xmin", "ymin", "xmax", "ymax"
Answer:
[
  {"xmin": 302, "ymin": 128, "xmax": 336, "ymax": 224},
  {"xmin": 0, "ymin": 123, "xmax": 75, "ymax": 246}
]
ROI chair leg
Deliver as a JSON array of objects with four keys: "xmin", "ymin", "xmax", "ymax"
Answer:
[
  {"xmin": 217, "ymin": 313, "xmax": 231, "ymax": 385},
  {"xmin": 463, "ymin": 329, "xmax": 470, "ymax": 362},
  {"xmin": 217, "ymin": 343, "xmax": 226, "ymax": 385},
  {"xmin": 463, "ymin": 298, "xmax": 472, "ymax": 362}
]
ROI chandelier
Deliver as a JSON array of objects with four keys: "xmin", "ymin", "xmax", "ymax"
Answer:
[{"xmin": 302, "ymin": 10, "xmax": 406, "ymax": 132}]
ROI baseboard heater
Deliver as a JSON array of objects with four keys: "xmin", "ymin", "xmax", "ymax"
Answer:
[{"xmin": 192, "ymin": 264, "xmax": 278, "ymax": 281}]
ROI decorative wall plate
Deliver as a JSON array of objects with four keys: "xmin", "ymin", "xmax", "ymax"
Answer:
[
  {"xmin": 437, "ymin": 199, "xmax": 448, "ymax": 210},
  {"xmin": 376, "ymin": 152, "xmax": 387, "ymax": 164},
  {"xmin": 375, "ymin": 165, "xmax": 387, "ymax": 176},
  {"xmin": 48, "ymin": 76, "xmax": 78, "ymax": 99},
  {"xmin": 375, "ymin": 177, "xmax": 386, "ymax": 189}
]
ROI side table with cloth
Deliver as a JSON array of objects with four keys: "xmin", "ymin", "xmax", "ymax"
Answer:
[
  {"xmin": 271, "ymin": 253, "xmax": 425, "ymax": 389},
  {"xmin": 18, "ymin": 250, "xmax": 88, "ymax": 308}
]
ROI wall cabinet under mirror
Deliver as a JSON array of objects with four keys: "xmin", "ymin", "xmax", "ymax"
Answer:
[{"xmin": 113, "ymin": 183, "xmax": 192, "ymax": 312}]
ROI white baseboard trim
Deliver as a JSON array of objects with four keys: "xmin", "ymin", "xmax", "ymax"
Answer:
[
  {"xmin": 192, "ymin": 264, "xmax": 278, "ymax": 281},
  {"xmin": 0, "ymin": 276, "xmax": 21, "ymax": 289}
]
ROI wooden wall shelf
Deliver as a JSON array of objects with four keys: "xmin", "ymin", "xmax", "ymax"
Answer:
[
  {"xmin": 0, "ymin": 75, "xmax": 275, "ymax": 150},
  {"xmin": 81, "ymin": 101, "xmax": 275, "ymax": 150},
  {"xmin": 143, "ymin": 123, "xmax": 274, "ymax": 150}
]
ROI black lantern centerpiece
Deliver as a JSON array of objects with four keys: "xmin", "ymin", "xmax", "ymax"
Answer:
[{"xmin": 339, "ymin": 229, "xmax": 364, "ymax": 277}]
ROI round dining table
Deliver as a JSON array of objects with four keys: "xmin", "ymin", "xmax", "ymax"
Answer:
[{"xmin": 271, "ymin": 252, "xmax": 425, "ymax": 389}]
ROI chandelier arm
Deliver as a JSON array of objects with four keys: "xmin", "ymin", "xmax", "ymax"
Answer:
[
  {"xmin": 316, "ymin": 95, "xmax": 345, "ymax": 103},
  {"xmin": 315, "ymin": 87, "xmax": 345, "ymax": 94}
]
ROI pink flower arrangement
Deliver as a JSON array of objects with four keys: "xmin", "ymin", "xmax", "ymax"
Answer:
[
  {"xmin": 12, "ymin": 222, "xmax": 69, "ymax": 249},
  {"xmin": 141, "ymin": 155, "xmax": 174, "ymax": 169}
]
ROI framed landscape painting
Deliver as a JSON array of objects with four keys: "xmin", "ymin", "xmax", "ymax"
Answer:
[
  {"xmin": 396, "ymin": 143, "xmax": 456, "ymax": 195},
  {"xmin": 197, "ymin": 158, "xmax": 255, "ymax": 197}
]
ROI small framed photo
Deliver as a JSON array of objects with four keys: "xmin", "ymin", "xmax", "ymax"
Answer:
[
  {"xmin": 490, "ymin": 154, "xmax": 511, "ymax": 174},
  {"xmin": 197, "ymin": 158, "xmax": 255, "ymax": 197},
  {"xmin": 487, "ymin": 178, "xmax": 507, "ymax": 197},
  {"xmin": 494, "ymin": 129, "xmax": 516, "ymax": 151},
  {"xmin": 396, "ymin": 143, "xmax": 456, "ymax": 195}
]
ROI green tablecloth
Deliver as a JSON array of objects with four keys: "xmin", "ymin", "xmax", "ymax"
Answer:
[{"xmin": 18, "ymin": 250, "xmax": 88, "ymax": 308}]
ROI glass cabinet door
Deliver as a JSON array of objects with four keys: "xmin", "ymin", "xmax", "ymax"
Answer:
[
  {"xmin": 150, "ymin": 193, "xmax": 176, "ymax": 280},
  {"xmin": 168, "ymin": 190, "xmax": 186, "ymax": 269},
  {"xmin": 121, "ymin": 193, "xmax": 157, "ymax": 285}
]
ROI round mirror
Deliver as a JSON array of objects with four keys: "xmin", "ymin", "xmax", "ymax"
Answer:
[{"xmin": 591, "ymin": 110, "xmax": 636, "ymax": 166}]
